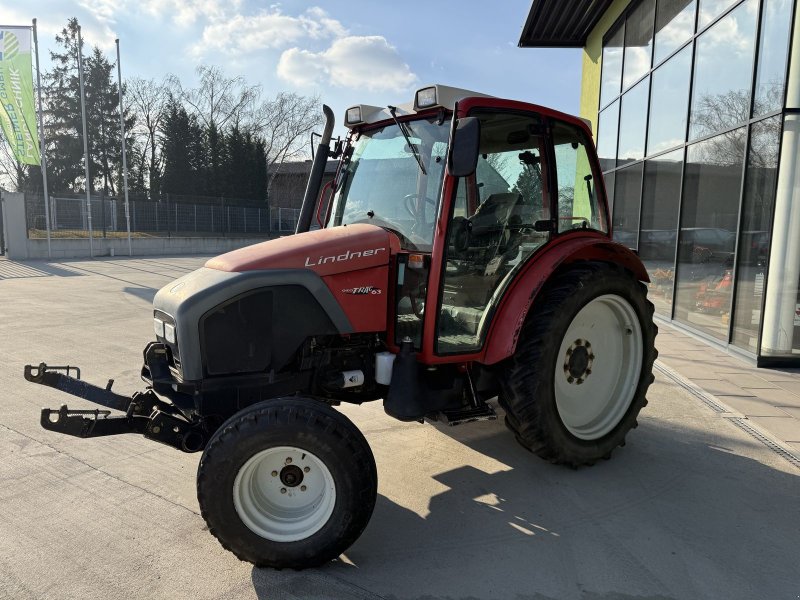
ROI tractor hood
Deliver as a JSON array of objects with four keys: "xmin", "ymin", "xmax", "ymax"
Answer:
[{"xmin": 206, "ymin": 224, "xmax": 401, "ymax": 276}]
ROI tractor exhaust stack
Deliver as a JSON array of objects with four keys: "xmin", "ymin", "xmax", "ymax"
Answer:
[{"xmin": 296, "ymin": 104, "xmax": 335, "ymax": 234}]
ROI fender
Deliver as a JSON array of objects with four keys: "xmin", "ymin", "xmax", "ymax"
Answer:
[{"xmin": 481, "ymin": 232, "xmax": 649, "ymax": 365}]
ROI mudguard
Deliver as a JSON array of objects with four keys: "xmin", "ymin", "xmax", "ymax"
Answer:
[{"xmin": 481, "ymin": 233, "xmax": 649, "ymax": 365}]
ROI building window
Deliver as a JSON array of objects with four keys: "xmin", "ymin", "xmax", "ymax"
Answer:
[
  {"xmin": 640, "ymin": 148, "xmax": 683, "ymax": 316},
  {"xmin": 601, "ymin": 24, "xmax": 625, "ymax": 107},
  {"xmin": 752, "ymin": 0, "xmax": 794, "ymax": 117},
  {"xmin": 597, "ymin": 0, "xmax": 795, "ymax": 360},
  {"xmin": 698, "ymin": 0, "xmax": 740, "ymax": 27},
  {"xmin": 604, "ymin": 171, "xmax": 616, "ymax": 215},
  {"xmin": 618, "ymin": 77, "xmax": 649, "ymax": 165},
  {"xmin": 674, "ymin": 128, "xmax": 746, "ymax": 340},
  {"xmin": 731, "ymin": 116, "xmax": 781, "ymax": 352},
  {"xmin": 688, "ymin": 0, "xmax": 758, "ymax": 141},
  {"xmin": 597, "ymin": 101, "xmax": 620, "ymax": 171},
  {"xmin": 654, "ymin": 0, "xmax": 696, "ymax": 65},
  {"xmin": 623, "ymin": 0, "xmax": 656, "ymax": 89},
  {"xmin": 647, "ymin": 44, "xmax": 692, "ymax": 155},
  {"xmin": 611, "ymin": 162, "xmax": 644, "ymax": 249}
]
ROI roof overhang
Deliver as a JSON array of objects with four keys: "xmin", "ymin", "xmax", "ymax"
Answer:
[{"xmin": 518, "ymin": 0, "xmax": 615, "ymax": 48}]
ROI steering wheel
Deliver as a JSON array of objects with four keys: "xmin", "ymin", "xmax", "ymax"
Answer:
[
  {"xmin": 403, "ymin": 193, "xmax": 436, "ymax": 217},
  {"xmin": 403, "ymin": 193, "xmax": 437, "ymax": 239}
]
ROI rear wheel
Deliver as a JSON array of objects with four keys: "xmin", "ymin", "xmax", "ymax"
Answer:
[
  {"xmin": 500, "ymin": 262, "xmax": 657, "ymax": 467},
  {"xmin": 197, "ymin": 397, "xmax": 377, "ymax": 569}
]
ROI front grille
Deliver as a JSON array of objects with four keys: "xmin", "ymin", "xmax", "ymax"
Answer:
[{"xmin": 201, "ymin": 290, "xmax": 272, "ymax": 376}]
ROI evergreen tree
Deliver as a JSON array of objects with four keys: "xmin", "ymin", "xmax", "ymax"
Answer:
[
  {"xmin": 38, "ymin": 19, "xmax": 135, "ymax": 196},
  {"xmin": 224, "ymin": 126, "xmax": 247, "ymax": 199},
  {"xmin": 85, "ymin": 46, "xmax": 134, "ymax": 196},
  {"xmin": 43, "ymin": 18, "xmax": 84, "ymax": 192},
  {"xmin": 222, "ymin": 127, "xmax": 268, "ymax": 201},
  {"xmin": 205, "ymin": 122, "xmax": 224, "ymax": 197},
  {"xmin": 161, "ymin": 98, "xmax": 206, "ymax": 197},
  {"xmin": 512, "ymin": 161, "xmax": 543, "ymax": 204},
  {"xmin": 252, "ymin": 137, "xmax": 267, "ymax": 203}
]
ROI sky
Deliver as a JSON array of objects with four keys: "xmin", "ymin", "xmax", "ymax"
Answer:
[{"xmin": 3, "ymin": 0, "xmax": 583, "ymax": 139}]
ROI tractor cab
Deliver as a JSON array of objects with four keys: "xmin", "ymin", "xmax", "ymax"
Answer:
[{"xmin": 319, "ymin": 85, "xmax": 610, "ymax": 363}]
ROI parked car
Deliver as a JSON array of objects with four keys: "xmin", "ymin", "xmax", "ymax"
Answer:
[
  {"xmin": 639, "ymin": 229, "xmax": 678, "ymax": 261},
  {"xmin": 678, "ymin": 227, "xmax": 735, "ymax": 265}
]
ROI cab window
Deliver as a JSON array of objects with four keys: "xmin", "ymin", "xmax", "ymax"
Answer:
[{"xmin": 552, "ymin": 121, "xmax": 607, "ymax": 233}]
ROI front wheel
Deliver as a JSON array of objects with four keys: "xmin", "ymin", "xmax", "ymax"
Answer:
[
  {"xmin": 197, "ymin": 397, "xmax": 377, "ymax": 569},
  {"xmin": 500, "ymin": 261, "xmax": 657, "ymax": 467}
]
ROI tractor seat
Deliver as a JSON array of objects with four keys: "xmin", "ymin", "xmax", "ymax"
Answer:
[{"xmin": 471, "ymin": 193, "xmax": 522, "ymax": 236}]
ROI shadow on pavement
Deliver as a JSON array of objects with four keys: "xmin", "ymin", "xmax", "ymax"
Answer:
[
  {"xmin": 123, "ymin": 286, "xmax": 158, "ymax": 303},
  {"xmin": 0, "ymin": 260, "xmax": 85, "ymax": 279},
  {"xmin": 250, "ymin": 417, "xmax": 799, "ymax": 600}
]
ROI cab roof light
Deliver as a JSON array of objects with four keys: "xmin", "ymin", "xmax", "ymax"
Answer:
[
  {"xmin": 414, "ymin": 86, "xmax": 438, "ymax": 110},
  {"xmin": 345, "ymin": 106, "xmax": 363, "ymax": 126}
]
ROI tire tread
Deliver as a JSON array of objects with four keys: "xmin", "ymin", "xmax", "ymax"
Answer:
[
  {"xmin": 197, "ymin": 398, "xmax": 377, "ymax": 569},
  {"xmin": 500, "ymin": 261, "xmax": 658, "ymax": 467}
]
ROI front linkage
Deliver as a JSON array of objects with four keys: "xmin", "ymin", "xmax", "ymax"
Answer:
[{"xmin": 26, "ymin": 342, "xmax": 206, "ymax": 453}]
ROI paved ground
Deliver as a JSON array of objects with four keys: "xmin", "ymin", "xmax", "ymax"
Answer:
[
  {"xmin": 655, "ymin": 327, "xmax": 800, "ymax": 454},
  {"xmin": 1, "ymin": 256, "xmax": 798, "ymax": 600}
]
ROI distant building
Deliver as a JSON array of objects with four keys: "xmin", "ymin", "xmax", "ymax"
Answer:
[
  {"xmin": 269, "ymin": 160, "xmax": 338, "ymax": 210},
  {"xmin": 521, "ymin": 0, "xmax": 800, "ymax": 366}
]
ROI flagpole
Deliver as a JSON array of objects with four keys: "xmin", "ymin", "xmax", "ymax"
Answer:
[
  {"xmin": 115, "ymin": 39, "xmax": 132, "ymax": 257},
  {"xmin": 31, "ymin": 19, "xmax": 51, "ymax": 258},
  {"xmin": 77, "ymin": 24, "xmax": 93, "ymax": 257}
]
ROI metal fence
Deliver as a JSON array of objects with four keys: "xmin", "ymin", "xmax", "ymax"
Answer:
[{"xmin": 24, "ymin": 194, "xmax": 301, "ymax": 238}]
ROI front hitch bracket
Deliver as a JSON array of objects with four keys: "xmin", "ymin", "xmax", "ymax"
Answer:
[{"xmin": 26, "ymin": 362, "xmax": 205, "ymax": 453}]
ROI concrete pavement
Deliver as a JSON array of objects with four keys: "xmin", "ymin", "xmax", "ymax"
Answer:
[
  {"xmin": 654, "ymin": 323, "xmax": 800, "ymax": 457},
  {"xmin": 0, "ymin": 255, "xmax": 798, "ymax": 600}
]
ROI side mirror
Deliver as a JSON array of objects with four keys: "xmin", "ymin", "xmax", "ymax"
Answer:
[{"xmin": 448, "ymin": 117, "xmax": 480, "ymax": 177}]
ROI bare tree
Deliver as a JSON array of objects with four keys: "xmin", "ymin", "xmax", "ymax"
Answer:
[
  {"xmin": 157, "ymin": 64, "xmax": 321, "ymax": 202},
  {"xmin": 249, "ymin": 92, "xmax": 322, "ymax": 195},
  {"xmin": 172, "ymin": 65, "xmax": 259, "ymax": 131},
  {"xmin": 691, "ymin": 81, "xmax": 784, "ymax": 168},
  {"xmin": 175, "ymin": 67, "xmax": 321, "ymax": 190},
  {"xmin": 127, "ymin": 77, "xmax": 169, "ymax": 196},
  {"xmin": 0, "ymin": 141, "xmax": 27, "ymax": 191}
]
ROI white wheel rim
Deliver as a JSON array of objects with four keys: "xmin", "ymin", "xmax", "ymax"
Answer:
[
  {"xmin": 233, "ymin": 446, "xmax": 336, "ymax": 542},
  {"xmin": 553, "ymin": 294, "xmax": 643, "ymax": 440}
]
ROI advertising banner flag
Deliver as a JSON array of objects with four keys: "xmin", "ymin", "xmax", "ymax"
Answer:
[{"xmin": 0, "ymin": 26, "xmax": 39, "ymax": 165}]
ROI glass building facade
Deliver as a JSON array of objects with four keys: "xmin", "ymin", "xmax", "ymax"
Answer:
[{"xmin": 595, "ymin": 0, "xmax": 800, "ymax": 364}]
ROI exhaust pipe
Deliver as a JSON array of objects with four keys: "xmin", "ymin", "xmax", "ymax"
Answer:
[{"xmin": 296, "ymin": 104, "xmax": 335, "ymax": 234}]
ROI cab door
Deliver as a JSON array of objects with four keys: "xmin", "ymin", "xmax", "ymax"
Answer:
[
  {"xmin": 435, "ymin": 110, "xmax": 553, "ymax": 354},
  {"xmin": 433, "ymin": 111, "xmax": 610, "ymax": 357}
]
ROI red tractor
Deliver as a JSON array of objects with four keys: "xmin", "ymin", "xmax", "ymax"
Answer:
[{"xmin": 26, "ymin": 85, "xmax": 657, "ymax": 569}]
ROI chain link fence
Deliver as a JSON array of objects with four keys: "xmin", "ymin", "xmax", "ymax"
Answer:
[{"xmin": 24, "ymin": 193, "xmax": 301, "ymax": 239}]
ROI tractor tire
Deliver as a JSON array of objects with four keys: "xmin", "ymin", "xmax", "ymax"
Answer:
[
  {"xmin": 197, "ymin": 397, "xmax": 377, "ymax": 569},
  {"xmin": 499, "ymin": 261, "xmax": 657, "ymax": 467}
]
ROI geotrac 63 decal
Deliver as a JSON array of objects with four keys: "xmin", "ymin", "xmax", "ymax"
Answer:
[{"xmin": 342, "ymin": 286, "xmax": 382, "ymax": 295}]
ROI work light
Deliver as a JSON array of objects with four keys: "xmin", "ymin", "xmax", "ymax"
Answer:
[
  {"xmin": 414, "ymin": 86, "xmax": 437, "ymax": 109},
  {"xmin": 345, "ymin": 106, "xmax": 362, "ymax": 125}
]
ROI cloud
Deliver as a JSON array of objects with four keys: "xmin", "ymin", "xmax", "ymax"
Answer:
[
  {"xmin": 77, "ymin": 0, "xmax": 120, "ymax": 25},
  {"xmin": 276, "ymin": 48, "xmax": 327, "ymax": 87},
  {"xmin": 278, "ymin": 36, "xmax": 418, "ymax": 93},
  {"xmin": 18, "ymin": 2, "xmax": 117, "ymax": 51},
  {"xmin": 140, "ymin": 0, "xmax": 239, "ymax": 27},
  {"xmin": 188, "ymin": 7, "xmax": 345, "ymax": 58}
]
